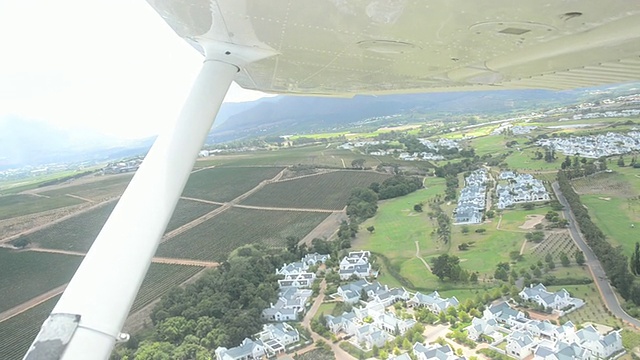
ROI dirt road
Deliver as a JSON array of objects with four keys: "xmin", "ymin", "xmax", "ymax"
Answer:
[{"xmin": 0, "ymin": 283, "xmax": 67, "ymax": 323}]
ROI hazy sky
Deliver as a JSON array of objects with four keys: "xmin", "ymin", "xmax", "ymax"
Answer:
[{"xmin": 0, "ymin": 0, "xmax": 273, "ymax": 139}]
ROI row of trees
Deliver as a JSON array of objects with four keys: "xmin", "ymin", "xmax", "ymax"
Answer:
[{"xmin": 557, "ymin": 171, "xmax": 640, "ymax": 305}]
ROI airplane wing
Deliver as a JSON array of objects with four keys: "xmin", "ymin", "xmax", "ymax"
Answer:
[{"xmin": 147, "ymin": 0, "xmax": 640, "ymax": 95}]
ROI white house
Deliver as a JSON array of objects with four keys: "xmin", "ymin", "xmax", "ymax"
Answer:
[
  {"xmin": 519, "ymin": 283, "xmax": 582, "ymax": 311},
  {"xmin": 408, "ymin": 291, "xmax": 459, "ymax": 313},
  {"xmin": 413, "ymin": 342, "xmax": 465, "ymax": 360},
  {"xmin": 215, "ymin": 339, "xmax": 265, "ymax": 360},
  {"xmin": 576, "ymin": 325, "xmax": 623, "ymax": 359},
  {"xmin": 302, "ymin": 253, "xmax": 330, "ymax": 266},
  {"xmin": 506, "ymin": 331, "xmax": 536, "ymax": 360}
]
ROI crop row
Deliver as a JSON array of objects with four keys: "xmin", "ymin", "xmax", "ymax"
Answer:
[
  {"xmin": 26, "ymin": 199, "xmax": 218, "ymax": 252},
  {"xmin": 532, "ymin": 233, "xmax": 578, "ymax": 260},
  {"xmin": 0, "ymin": 193, "xmax": 84, "ymax": 221},
  {"xmin": 182, "ymin": 167, "xmax": 284, "ymax": 202},
  {"xmin": 0, "ymin": 249, "xmax": 82, "ymax": 314},
  {"xmin": 40, "ymin": 173, "xmax": 133, "ymax": 200},
  {"xmin": 156, "ymin": 207, "xmax": 329, "ymax": 261},
  {"xmin": 0, "ymin": 295, "xmax": 60, "ymax": 360},
  {"xmin": 241, "ymin": 171, "xmax": 392, "ymax": 210},
  {"xmin": 130, "ymin": 263, "xmax": 204, "ymax": 313}
]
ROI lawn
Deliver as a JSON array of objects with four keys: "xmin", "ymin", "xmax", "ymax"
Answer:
[
  {"xmin": 468, "ymin": 135, "xmax": 506, "ymax": 155},
  {"xmin": 581, "ymin": 195, "xmax": 639, "ymax": 257},
  {"xmin": 0, "ymin": 295, "xmax": 60, "ymax": 360},
  {"xmin": 0, "ymin": 194, "xmax": 83, "ymax": 220},
  {"xmin": 241, "ymin": 171, "xmax": 391, "ymax": 210},
  {"xmin": 314, "ymin": 302, "xmax": 338, "ymax": 321},
  {"xmin": 182, "ymin": 166, "xmax": 284, "ymax": 202},
  {"xmin": 0, "ymin": 248, "xmax": 82, "ymax": 313},
  {"xmin": 497, "ymin": 205, "xmax": 553, "ymax": 232},
  {"xmin": 156, "ymin": 208, "xmax": 329, "ymax": 261},
  {"xmin": 504, "ymin": 149, "xmax": 563, "ymax": 172}
]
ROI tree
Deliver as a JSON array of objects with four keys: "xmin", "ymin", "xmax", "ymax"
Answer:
[
  {"xmin": 461, "ymin": 225, "xmax": 470, "ymax": 234},
  {"xmin": 431, "ymin": 254, "xmax": 462, "ymax": 281},
  {"xmin": 574, "ymin": 250, "xmax": 586, "ymax": 266},
  {"xmin": 618, "ymin": 156, "xmax": 625, "ymax": 167},
  {"xmin": 560, "ymin": 252, "xmax": 570, "ymax": 267},
  {"xmin": 631, "ymin": 242, "xmax": 640, "ymax": 275},
  {"xmin": 366, "ymin": 226, "xmax": 375, "ymax": 233},
  {"xmin": 351, "ymin": 158, "xmax": 366, "ymax": 169},
  {"xmin": 285, "ymin": 236, "xmax": 299, "ymax": 254},
  {"xmin": 523, "ymin": 203, "xmax": 535, "ymax": 210},
  {"xmin": 414, "ymin": 204, "xmax": 423, "ymax": 212}
]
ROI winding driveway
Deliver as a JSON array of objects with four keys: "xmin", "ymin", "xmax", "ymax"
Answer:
[{"xmin": 552, "ymin": 182, "xmax": 640, "ymax": 328}]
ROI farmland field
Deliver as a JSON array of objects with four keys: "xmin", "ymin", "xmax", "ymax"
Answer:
[
  {"xmin": 194, "ymin": 145, "xmax": 384, "ymax": 168},
  {"xmin": 24, "ymin": 199, "xmax": 219, "ymax": 252},
  {"xmin": 0, "ymin": 295, "xmax": 60, "ymax": 360},
  {"xmin": 21, "ymin": 201, "xmax": 117, "ymax": 252},
  {"xmin": 0, "ymin": 194, "xmax": 83, "ymax": 220},
  {"xmin": 0, "ymin": 248, "xmax": 82, "ymax": 313},
  {"xmin": 241, "ymin": 171, "xmax": 392, "ymax": 210},
  {"xmin": 156, "ymin": 208, "xmax": 329, "ymax": 261},
  {"xmin": 40, "ymin": 173, "xmax": 134, "ymax": 201},
  {"xmin": 130, "ymin": 263, "xmax": 204, "ymax": 313},
  {"xmin": 182, "ymin": 166, "xmax": 284, "ymax": 202}
]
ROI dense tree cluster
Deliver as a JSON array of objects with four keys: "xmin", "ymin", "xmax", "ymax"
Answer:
[
  {"xmin": 111, "ymin": 247, "xmax": 297, "ymax": 360},
  {"xmin": 557, "ymin": 171, "xmax": 640, "ymax": 305},
  {"xmin": 560, "ymin": 156, "xmax": 606, "ymax": 179},
  {"xmin": 374, "ymin": 175, "xmax": 423, "ymax": 200}
]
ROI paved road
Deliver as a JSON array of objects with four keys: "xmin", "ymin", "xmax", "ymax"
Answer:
[
  {"xmin": 300, "ymin": 279, "xmax": 356, "ymax": 360},
  {"xmin": 552, "ymin": 182, "xmax": 640, "ymax": 328}
]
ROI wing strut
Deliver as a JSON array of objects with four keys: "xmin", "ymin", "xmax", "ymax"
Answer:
[{"xmin": 24, "ymin": 58, "xmax": 238, "ymax": 360}]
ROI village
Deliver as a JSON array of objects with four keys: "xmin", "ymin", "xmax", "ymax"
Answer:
[
  {"xmin": 214, "ymin": 250, "xmax": 623, "ymax": 360},
  {"xmin": 536, "ymin": 131, "xmax": 640, "ymax": 159}
]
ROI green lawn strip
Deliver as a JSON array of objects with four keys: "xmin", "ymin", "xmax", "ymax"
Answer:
[
  {"xmin": 468, "ymin": 135, "xmax": 506, "ymax": 155},
  {"xmin": 0, "ymin": 194, "xmax": 83, "ymax": 220},
  {"xmin": 0, "ymin": 294, "xmax": 60, "ymax": 360},
  {"xmin": 156, "ymin": 208, "xmax": 329, "ymax": 261},
  {"xmin": 241, "ymin": 171, "xmax": 392, "ymax": 210},
  {"xmin": 0, "ymin": 249, "xmax": 82, "ymax": 313},
  {"xmin": 314, "ymin": 303, "xmax": 338, "ymax": 321},
  {"xmin": 449, "ymin": 226, "xmax": 522, "ymax": 275},
  {"xmin": 552, "ymin": 284, "xmax": 620, "ymax": 328},
  {"xmin": 581, "ymin": 195, "xmax": 638, "ymax": 257},
  {"xmin": 182, "ymin": 166, "xmax": 285, "ymax": 202}
]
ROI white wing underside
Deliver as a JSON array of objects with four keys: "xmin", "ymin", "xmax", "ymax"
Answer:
[{"xmin": 147, "ymin": 0, "xmax": 640, "ymax": 96}]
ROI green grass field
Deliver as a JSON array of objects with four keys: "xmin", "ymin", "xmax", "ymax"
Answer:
[
  {"xmin": 504, "ymin": 150, "xmax": 563, "ymax": 172},
  {"xmin": 356, "ymin": 178, "xmax": 445, "ymax": 289},
  {"xmin": 182, "ymin": 166, "xmax": 284, "ymax": 202},
  {"xmin": 24, "ymin": 199, "xmax": 218, "ymax": 252},
  {"xmin": 241, "ymin": 171, "xmax": 391, "ymax": 210},
  {"xmin": 156, "ymin": 208, "xmax": 329, "ymax": 261},
  {"xmin": 581, "ymin": 195, "xmax": 639, "ymax": 257},
  {"xmin": 0, "ymin": 295, "xmax": 60, "ymax": 360},
  {"xmin": 0, "ymin": 249, "xmax": 82, "ymax": 313},
  {"xmin": 497, "ymin": 206, "xmax": 553, "ymax": 232},
  {"xmin": 0, "ymin": 194, "xmax": 84, "ymax": 220}
]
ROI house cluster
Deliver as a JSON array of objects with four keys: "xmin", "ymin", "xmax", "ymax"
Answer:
[
  {"xmin": 412, "ymin": 342, "xmax": 466, "ymax": 360},
  {"xmin": 102, "ymin": 158, "xmax": 142, "ymax": 174},
  {"xmin": 398, "ymin": 152, "xmax": 445, "ymax": 161},
  {"xmin": 407, "ymin": 290, "xmax": 460, "ymax": 313},
  {"xmin": 215, "ymin": 323, "xmax": 301, "ymax": 360},
  {"xmin": 326, "ymin": 285, "xmax": 415, "ymax": 350},
  {"xmin": 454, "ymin": 169, "xmax": 488, "ymax": 224},
  {"xmin": 396, "ymin": 138, "xmax": 460, "ymax": 161},
  {"xmin": 536, "ymin": 131, "xmax": 640, "ymax": 158},
  {"xmin": 491, "ymin": 124, "xmax": 537, "ymax": 136},
  {"xmin": 466, "ymin": 294, "xmax": 620, "ymax": 359},
  {"xmin": 261, "ymin": 253, "xmax": 330, "ymax": 322},
  {"xmin": 339, "ymin": 250, "xmax": 378, "ymax": 280},
  {"xmin": 496, "ymin": 172, "xmax": 549, "ymax": 209},
  {"xmin": 519, "ymin": 283, "xmax": 585, "ymax": 314},
  {"xmin": 339, "ymin": 140, "xmax": 389, "ymax": 150},
  {"xmin": 568, "ymin": 108, "xmax": 640, "ymax": 121}
]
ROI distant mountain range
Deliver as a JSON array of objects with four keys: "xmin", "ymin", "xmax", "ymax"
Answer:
[
  {"xmin": 206, "ymin": 88, "xmax": 594, "ymax": 143},
  {"xmin": 2, "ymin": 83, "xmax": 638, "ymax": 168}
]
